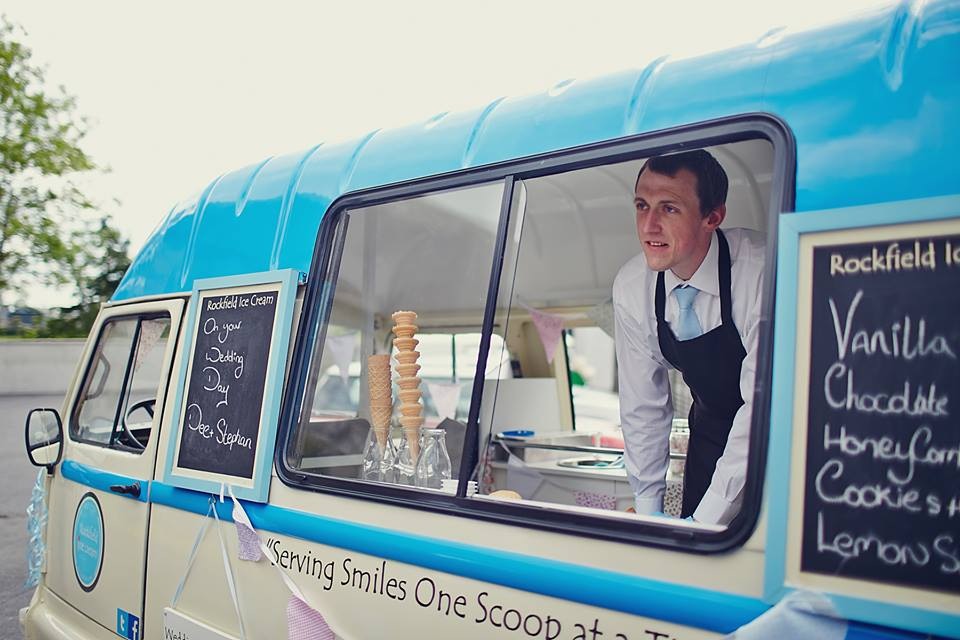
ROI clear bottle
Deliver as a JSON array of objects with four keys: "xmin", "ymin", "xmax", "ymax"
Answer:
[
  {"xmin": 379, "ymin": 428, "xmax": 399, "ymax": 484},
  {"xmin": 415, "ymin": 428, "xmax": 452, "ymax": 490},
  {"xmin": 360, "ymin": 427, "xmax": 382, "ymax": 482},
  {"xmin": 393, "ymin": 431, "xmax": 418, "ymax": 486}
]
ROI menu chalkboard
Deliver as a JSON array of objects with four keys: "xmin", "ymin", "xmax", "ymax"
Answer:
[
  {"xmin": 164, "ymin": 269, "xmax": 298, "ymax": 502},
  {"xmin": 177, "ymin": 290, "xmax": 278, "ymax": 478},
  {"xmin": 801, "ymin": 233, "xmax": 960, "ymax": 594}
]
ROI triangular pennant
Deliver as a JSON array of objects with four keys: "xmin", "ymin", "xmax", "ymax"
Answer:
[
  {"xmin": 586, "ymin": 297, "xmax": 615, "ymax": 339},
  {"xmin": 425, "ymin": 381, "xmax": 462, "ymax": 419},
  {"xmin": 133, "ymin": 318, "xmax": 168, "ymax": 372},
  {"xmin": 231, "ymin": 493, "xmax": 262, "ymax": 562},
  {"xmin": 528, "ymin": 308, "xmax": 564, "ymax": 363},
  {"xmin": 287, "ymin": 594, "xmax": 336, "ymax": 640},
  {"xmin": 574, "ymin": 490, "xmax": 617, "ymax": 511},
  {"xmin": 325, "ymin": 333, "xmax": 356, "ymax": 384},
  {"xmin": 235, "ymin": 522, "xmax": 261, "ymax": 562},
  {"xmin": 25, "ymin": 468, "xmax": 48, "ymax": 588},
  {"xmin": 506, "ymin": 454, "xmax": 544, "ymax": 498},
  {"xmin": 724, "ymin": 590, "xmax": 848, "ymax": 640}
]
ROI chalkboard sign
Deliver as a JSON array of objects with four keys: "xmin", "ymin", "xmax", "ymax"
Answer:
[
  {"xmin": 164, "ymin": 270, "xmax": 298, "ymax": 502},
  {"xmin": 802, "ymin": 233, "xmax": 960, "ymax": 593},
  {"xmin": 766, "ymin": 197, "xmax": 960, "ymax": 638}
]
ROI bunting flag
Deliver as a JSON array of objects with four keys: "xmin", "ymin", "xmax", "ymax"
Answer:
[
  {"xmin": 25, "ymin": 468, "xmax": 48, "ymax": 588},
  {"xmin": 506, "ymin": 454, "xmax": 544, "ymax": 499},
  {"xmin": 574, "ymin": 490, "xmax": 617, "ymax": 511},
  {"xmin": 325, "ymin": 333, "xmax": 356, "ymax": 384},
  {"xmin": 527, "ymin": 307, "xmax": 564, "ymax": 363},
  {"xmin": 287, "ymin": 594, "xmax": 336, "ymax": 640},
  {"xmin": 231, "ymin": 497, "xmax": 262, "ymax": 562},
  {"xmin": 586, "ymin": 297, "xmax": 616, "ymax": 339},
  {"xmin": 425, "ymin": 381, "xmax": 462, "ymax": 419},
  {"xmin": 725, "ymin": 591, "xmax": 848, "ymax": 640},
  {"xmin": 133, "ymin": 318, "xmax": 168, "ymax": 372},
  {"xmin": 230, "ymin": 489, "xmax": 339, "ymax": 640}
]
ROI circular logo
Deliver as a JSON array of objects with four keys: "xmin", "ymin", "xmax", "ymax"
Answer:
[{"xmin": 72, "ymin": 492, "xmax": 104, "ymax": 592}]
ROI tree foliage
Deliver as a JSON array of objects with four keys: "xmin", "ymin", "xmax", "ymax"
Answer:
[
  {"xmin": 0, "ymin": 16, "xmax": 130, "ymax": 334},
  {"xmin": 41, "ymin": 218, "xmax": 131, "ymax": 337}
]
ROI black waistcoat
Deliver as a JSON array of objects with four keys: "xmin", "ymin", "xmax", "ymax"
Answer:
[{"xmin": 655, "ymin": 229, "xmax": 746, "ymax": 518}]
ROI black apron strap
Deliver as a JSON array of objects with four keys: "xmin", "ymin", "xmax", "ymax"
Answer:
[
  {"xmin": 655, "ymin": 270, "xmax": 667, "ymax": 323},
  {"xmin": 716, "ymin": 229, "xmax": 734, "ymax": 324}
]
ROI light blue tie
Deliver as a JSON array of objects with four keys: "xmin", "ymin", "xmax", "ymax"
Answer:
[{"xmin": 673, "ymin": 285, "xmax": 702, "ymax": 341}]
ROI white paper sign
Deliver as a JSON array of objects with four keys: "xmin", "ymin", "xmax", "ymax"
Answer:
[{"xmin": 163, "ymin": 608, "xmax": 239, "ymax": 640}]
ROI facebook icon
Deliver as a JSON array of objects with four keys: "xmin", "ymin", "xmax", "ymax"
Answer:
[{"xmin": 117, "ymin": 608, "xmax": 141, "ymax": 640}]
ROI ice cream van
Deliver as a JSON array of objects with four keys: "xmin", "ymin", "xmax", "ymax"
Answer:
[{"xmin": 19, "ymin": 3, "xmax": 960, "ymax": 639}]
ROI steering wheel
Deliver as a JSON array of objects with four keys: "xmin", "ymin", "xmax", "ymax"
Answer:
[{"xmin": 121, "ymin": 398, "xmax": 155, "ymax": 450}]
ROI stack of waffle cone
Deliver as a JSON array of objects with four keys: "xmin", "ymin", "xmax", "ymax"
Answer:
[
  {"xmin": 367, "ymin": 354, "xmax": 392, "ymax": 448},
  {"xmin": 392, "ymin": 310, "xmax": 422, "ymax": 458}
]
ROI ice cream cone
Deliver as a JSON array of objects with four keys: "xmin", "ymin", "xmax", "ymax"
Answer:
[
  {"xmin": 401, "ymin": 419, "xmax": 422, "ymax": 458},
  {"xmin": 374, "ymin": 426, "xmax": 389, "ymax": 449},
  {"xmin": 398, "ymin": 389, "xmax": 421, "ymax": 404},
  {"xmin": 370, "ymin": 405, "xmax": 393, "ymax": 430},
  {"xmin": 394, "ymin": 350, "xmax": 420, "ymax": 365},
  {"xmin": 392, "ymin": 324, "xmax": 418, "ymax": 339},
  {"xmin": 396, "ymin": 376, "xmax": 420, "ymax": 390},
  {"xmin": 368, "ymin": 396, "xmax": 393, "ymax": 409},
  {"xmin": 399, "ymin": 415, "xmax": 423, "ymax": 429},
  {"xmin": 368, "ymin": 354, "xmax": 391, "ymax": 370},
  {"xmin": 391, "ymin": 310, "xmax": 418, "ymax": 326},
  {"xmin": 393, "ymin": 337, "xmax": 418, "ymax": 352},
  {"xmin": 368, "ymin": 354, "xmax": 393, "ymax": 405},
  {"xmin": 395, "ymin": 363, "xmax": 420, "ymax": 377},
  {"xmin": 399, "ymin": 403, "xmax": 422, "ymax": 417},
  {"xmin": 368, "ymin": 364, "xmax": 392, "ymax": 379},
  {"xmin": 369, "ymin": 376, "xmax": 393, "ymax": 395}
]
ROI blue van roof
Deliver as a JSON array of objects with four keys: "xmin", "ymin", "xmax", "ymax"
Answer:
[{"xmin": 114, "ymin": 2, "xmax": 960, "ymax": 301}]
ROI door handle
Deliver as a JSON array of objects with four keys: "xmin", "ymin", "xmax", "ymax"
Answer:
[{"xmin": 109, "ymin": 481, "xmax": 141, "ymax": 498}]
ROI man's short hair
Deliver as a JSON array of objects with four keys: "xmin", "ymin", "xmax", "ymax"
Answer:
[{"xmin": 637, "ymin": 150, "xmax": 728, "ymax": 216}]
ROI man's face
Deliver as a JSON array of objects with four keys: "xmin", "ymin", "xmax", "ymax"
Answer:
[{"xmin": 633, "ymin": 167, "xmax": 724, "ymax": 280}]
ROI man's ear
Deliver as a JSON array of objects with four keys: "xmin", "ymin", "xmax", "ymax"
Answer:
[{"xmin": 703, "ymin": 204, "xmax": 726, "ymax": 231}]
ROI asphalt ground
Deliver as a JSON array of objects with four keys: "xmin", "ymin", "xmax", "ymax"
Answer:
[{"xmin": 0, "ymin": 393, "xmax": 64, "ymax": 640}]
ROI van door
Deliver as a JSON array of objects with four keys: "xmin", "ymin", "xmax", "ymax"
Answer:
[{"xmin": 44, "ymin": 300, "xmax": 183, "ymax": 639}]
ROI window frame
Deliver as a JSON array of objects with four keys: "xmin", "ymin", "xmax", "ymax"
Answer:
[
  {"xmin": 69, "ymin": 311, "xmax": 172, "ymax": 453},
  {"xmin": 276, "ymin": 113, "xmax": 796, "ymax": 553}
]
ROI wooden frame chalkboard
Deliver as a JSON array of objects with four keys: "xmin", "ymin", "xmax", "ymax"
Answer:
[
  {"xmin": 163, "ymin": 269, "xmax": 299, "ymax": 502},
  {"xmin": 765, "ymin": 195, "xmax": 960, "ymax": 637}
]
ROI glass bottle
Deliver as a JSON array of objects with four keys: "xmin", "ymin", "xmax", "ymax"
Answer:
[
  {"xmin": 379, "ymin": 428, "xmax": 399, "ymax": 484},
  {"xmin": 415, "ymin": 428, "xmax": 452, "ymax": 490},
  {"xmin": 393, "ymin": 431, "xmax": 418, "ymax": 486},
  {"xmin": 360, "ymin": 427, "xmax": 382, "ymax": 482}
]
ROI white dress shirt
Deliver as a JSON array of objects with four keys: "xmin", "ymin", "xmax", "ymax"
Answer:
[{"xmin": 612, "ymin": 228, "xmax": 765, "ymax": 525}]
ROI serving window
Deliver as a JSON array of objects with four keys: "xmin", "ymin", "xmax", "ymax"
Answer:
[
  {"xmin": 286, "ymin": 182, "xmax": 509, "ymax": 480},
  {"xmin": 281, "ymin": 118, "xmax": 791, "ymax": 549},
  {"xmin": 479, "ymin": 141, "xmax": 773, "ymax": 525}
]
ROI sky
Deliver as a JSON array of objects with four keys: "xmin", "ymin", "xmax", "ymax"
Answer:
[{"xmin": 3, "ymin": 0, "xmax": 882, "ymax": 307}]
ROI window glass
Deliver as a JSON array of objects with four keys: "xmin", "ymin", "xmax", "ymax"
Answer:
[
  {"xmin": 75, "ymin": 319, "xmax": 137, "ymax": 444},
  {"xmin": 473, "ymin": 141, "xmax": 773, "ymax": 527},
  {"xmin": 72, "ymin": 315, "xmax": 171, "ymax": 452},
  {"xmin": 563, "ymin": 327, "xmax": 693, "ymax": 432},
  {"xmin": 283, "ymin": 129, "xmax": 783, "ymax": 544},
  {"xmin": 289, "ymin": 182, "xmax": 508, "ymax": 484},
  {"xmin": 566, "ymin": 327, "xmax": 620, "ymax": 433}
]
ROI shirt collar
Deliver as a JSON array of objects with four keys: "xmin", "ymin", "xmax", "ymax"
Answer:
[{"xmin": 663, "ymin": 231, "xmax": 720, "ymax": 297}]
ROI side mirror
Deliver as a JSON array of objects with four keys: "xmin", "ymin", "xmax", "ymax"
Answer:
[{"xmin": 25, "ymin": 408, "xmax": 64, "ymax": 472}]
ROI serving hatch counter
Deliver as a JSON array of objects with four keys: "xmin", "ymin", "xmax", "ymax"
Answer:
[{"xmin": 489, "ymin": 429, "xmax": 687, "ymax": 515}]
